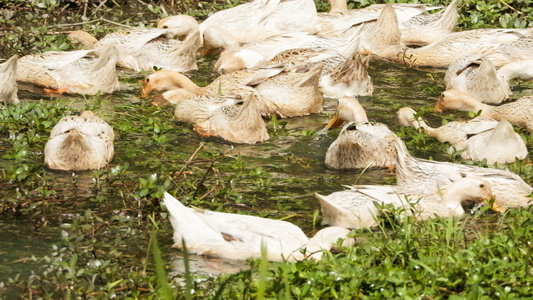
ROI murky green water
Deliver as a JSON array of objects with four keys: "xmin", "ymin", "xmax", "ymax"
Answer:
[{"xmin": 1, "ymin": 54, "xmax": 532, "ymax": 288}]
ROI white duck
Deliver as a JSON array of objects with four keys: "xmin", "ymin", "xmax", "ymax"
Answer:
[
  {"xmin": 445, "ymin": 55, "xmax": 510, "ymax": 104},
  {"xmin": 163, "ymin": 192, "xmax": 354, "ymax": 261},
  {"xmin": 337, "ymin": 122, "xmax": 532, "ymax": 209},
  {"xmin": 69, "ymin": 15, "xmax": 200, "ymax": 72},
  {"xmin": 498, "ymin": 59, "xmax": 533, "ymax": 81},
  {"xmin": 325, "ymin": 97, "xmax": 396, "ymax": 169},
  {"xmin": 370, "ymin": 4, "xmax": 533, "ymax": 68},
  {"xmin": 316, "ymin": 175, "xmax": 493, "ymax": 229},
  {"xmin": 174, "ymin": 93, "xmax": 270, "ymax": 144},
  {"xmin": 213, "ymin": 24, "xmax": 363, "ymax": 73},
  {"xmin": 44, "ymin": 111, "xmax": 114, "ymax": 171},
  {"xmin": 0, "ymin": 55, "xmax": 19, "ymax": 104},
  {"xmin": 16, "ymin": 46, "xmax": 119, "ymax": 95},
  {"xmin": 435, "ymin": 89, "xmax": 533, "ymax": 132},
  {"xmin": 397, "ymin": 107, "xmax": 527, "ymax": 164},
  {"xmin": 198, "ymin": 0, "xmax": 317, "ymax": 44}
]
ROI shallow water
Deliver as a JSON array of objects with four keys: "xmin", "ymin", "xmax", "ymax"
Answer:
[{"xmin": 1, "ymin": 53, "xmax": 532, "ymax": 284}]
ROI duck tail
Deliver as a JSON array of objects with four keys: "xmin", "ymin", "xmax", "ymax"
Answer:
[
  {"xmin": 91, "ymin": 45, "xmax": 119, "ymax": 72},
  {"xmin": 0, "ymin": 55, "xmax": 18, "ymax": 75},
  {"xmin": 433, "ymin": 0, "xmax": 459, "ymax": 32},
  {"xmin": 371, "ymin": 3, "xmax": 402, "ymax": 48},
  {"xmin": 163, "ymin": 192, "xmax": 225, "ymax": 248}
]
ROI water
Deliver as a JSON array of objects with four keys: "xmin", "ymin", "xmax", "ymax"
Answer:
[{"xmin": 1, "ymin": 53, "xmax": 532, "ymax": 284}]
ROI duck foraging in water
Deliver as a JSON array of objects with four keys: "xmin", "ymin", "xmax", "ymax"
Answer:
[
  {"xmin": 163, "ymin": 192, "xmax": 354, "ymax": 261},
  {"xmin": 0, "ymin": 55, "xmax": 19, "ymax": 104},
  {"xmin": 44, "ymin": 111, "xmax": 115, "ymax": 171},
  {"xmin": 316, "ymin": 174, "xmax": 493, "ymax": 229}
]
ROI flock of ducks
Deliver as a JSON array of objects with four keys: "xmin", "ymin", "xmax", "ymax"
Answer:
[{"xmin": 2, "ymin": 0, "xmax": 533, "ymax": 262}]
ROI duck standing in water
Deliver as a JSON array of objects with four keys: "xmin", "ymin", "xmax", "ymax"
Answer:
[
  {"xmin": 0, "ymin": 55, "xmax": 19, "ymax": 104},
  {"xmin": 163, "ymin": 192, "xmax": 354, "ymax": 261},
  {"xmin": 45, "ymin": 111, "xmax": 114, "ymax": 171}
]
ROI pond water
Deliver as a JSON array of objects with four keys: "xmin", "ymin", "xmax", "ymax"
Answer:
[{"xmin": 1, "ymin": 50, "xmax": 532, "ymax": 292}]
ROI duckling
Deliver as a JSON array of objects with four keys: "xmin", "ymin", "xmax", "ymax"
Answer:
[
  {"xmin": 397, "ymin": 107, "xmax": 527, "ymax": 164},
  {"xmin": 0, "ymin": 55, "xmax": 19, "ymax": 104},
  {"xmin": 163, "ymin": 192, "xmax": 354, "ymax": 261},
  {"xmin": 336, "ymin": 122, "xmax": 532, "ymax": 209},
  {"xmin": 435, "ymin": 89, "xmax": 533, "ymax": 132},
  {"xmin": 316, "ymin": 175, "xmax": 493, "ymax": 229},
  {"xmin": 69, "ymin": 15, "xmax": 200, "ymax": 72},
  {"xmin": 44, "ymin": 111, "xmax": 114, "ymax": 171},
  {"xmin": 174, "ymin": 93, "xmax": 269, "ymax": 144},
  {"xmin": 16, "ymin": 46, "xmax": 119, "ymax": 95},
  {"xmin": 445, "ymin": 55, "xmax": 510, "ymax": 104}
]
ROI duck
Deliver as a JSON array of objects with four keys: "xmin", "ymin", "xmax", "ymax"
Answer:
[
  {"xmin": 44, "ymin": 111, "xmax": 114, "ymax": 171},
  {"xmin": 397, "ymin": 107, "xmax": 527, "ymax": 164},
  {"xmin": 333, "ymin": 122, "xmax": 533, "ymax": 209},
  {"xmin": 444, "ymin": 55, "xmax": 510, "ymax": 104},
  {"xmin": 174, "ymin": 93, "xmax": 270, "ymax": 144},
  {"xmin": 163, "ymin": 192, "xmax": 354, "ymax": 261},
  {"xmin": 435, "ymin": 89, "xmax": 533, "ymax": 132},
  {"xmin": 326, "ymin": 123, "xmax": 397, "ymax": 170},
  {"xmin": 141, "ymin": 63, "xmax": 324, "ymax": 118},
  {"xmin": 16, "ymin": 46, "xmax": 119, "ymax": 95},
  {"xmin": 399, "ymin": 0, "xmax": 459, "ymax": 46},
  {"xmin": 324, "ymin": 97, "xmax": 395, "ymax": 169},
  {"xmin": 497, "ymin": 59, "xmax": 533, "ymax": 81},
  {"xmin": 198, "ymin": 0, "xmax": 318, "ymax": 45},
  {"xmin": 484, "ymin": 35, "xmax": 533, "ymax": 68},
  {"xmin": 369, "ymin": 4, "xmax": 533, "ymax": 68},
  {"xmin": 316, "ymin": 174, "xmax": 493, "ymax": 229},
  {"xmin": 213, "ymin": 24, "xmax": 363, "ymax": 73},
  {"xmin": 139, "ymin": 68, "xmax": 283, "ymax": 104},
  {"xmin": 0, "ymin": 55, "xmax": 19, "ymax": 104},
  {"xmin": 318, "ymin": 1, "xmax": 442, "ymax": 40},
  {"xmin": 265, "ymin": 44, "xmax": 373, "ymax": 98},
  {"xmin": 324, "ymin": 96, "xmax": 368, "ymax": 129},
  {"xmin": 69, "ymin": 15, "xmax": 200, "ymax": 72}
]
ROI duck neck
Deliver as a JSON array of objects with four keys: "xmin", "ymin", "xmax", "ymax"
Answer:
[
  {"xmin": 328, "ymin": 0, "xmax": 348, "ymax": 13},
  {"xmin": 440, "ymin": 183, "xmax": 469, "ymax": 216},
  {"xmin": 167, "ymin": 72, "xmax": 202, "ymax": 93},
  {"xmin": 462, "ymin": 94, "xmax": 491, "ymax": 116}
]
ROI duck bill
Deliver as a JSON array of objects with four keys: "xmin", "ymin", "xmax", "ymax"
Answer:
[
  {"xmin": 489, "ymin": 199, "xmax": 506, "ymax": 213},
  {"xmin": 325, "ymin": 116, "xmax": 344, "ymax": 129},
  {"xmin": 434, "ymin": 99, "xmax": 444, "ymax": 113},
  {"xmin": 139, "ymin": 84, "xmax": 152, "ymax": 99}
]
